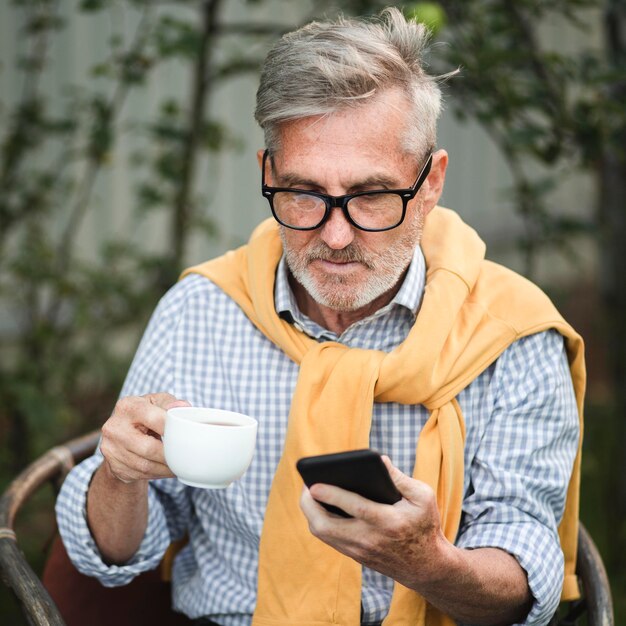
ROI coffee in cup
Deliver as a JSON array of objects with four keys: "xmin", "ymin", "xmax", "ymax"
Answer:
[{"xmin": 163, "ymin": 407, "xmax": 257, "ymax": 488}]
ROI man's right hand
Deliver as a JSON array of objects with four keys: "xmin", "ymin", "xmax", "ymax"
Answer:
[
  {"xmin": 100, "ymin": 392, "xmax": 191, "ymax": 484},
  {"xmin": 87, "ymin": 393, "xmax": 190, "ymax": 564}
]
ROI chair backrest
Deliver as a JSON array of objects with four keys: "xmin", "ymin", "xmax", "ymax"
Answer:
[
  {"xmin": 0, "ymin": 430, "xmax": 100, "ymax": 625},
  {"xmin": 551, "ymin": 523, "xmax": 614, "ymax": 626},
  {"xmin": 0, "ymin": 432, "xmax": 616, "ymax": 626}
]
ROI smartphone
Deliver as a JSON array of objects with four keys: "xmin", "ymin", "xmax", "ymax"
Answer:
[{"xmin": 296, "ymin": 449, "xmax": 401, "ymax": 518}]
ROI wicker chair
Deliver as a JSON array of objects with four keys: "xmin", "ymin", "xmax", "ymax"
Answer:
[{"xmin": 0, "ymin": 431, "xmax": 615, "ymax": 626}]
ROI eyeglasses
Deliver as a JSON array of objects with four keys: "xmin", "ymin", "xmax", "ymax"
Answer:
[{"xmin": 260, "ymin": 149, "xmax": 433, "ymax": 232}]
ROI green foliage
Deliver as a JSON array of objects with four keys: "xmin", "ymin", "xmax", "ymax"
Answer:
[
  {"xmin": 404, "ymin": 2, "xmax": 447, "ymax": 33},
  {"xmin": 0, "ymin": 0, "xmax": 314, "ymax": 477},
  {"xmin": 153, "ymin": 15, "xmax": 204, "ymax": 59},
  {"xmin": 436, "ymin": 1, "xmax": 626, "ymax": 273}
]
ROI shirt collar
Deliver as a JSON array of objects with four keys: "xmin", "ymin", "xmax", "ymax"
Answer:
[{"xmin": 275, "ymin": 245, "xmax": 426, "ymax": 332}]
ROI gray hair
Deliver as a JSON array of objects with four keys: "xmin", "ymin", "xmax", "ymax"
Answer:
[{"xmin": 254, "ymin": 7, "xmax": 446, "ymax": 158}]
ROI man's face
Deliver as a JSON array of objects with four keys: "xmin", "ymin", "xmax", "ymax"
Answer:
[
  {"xmin": 279, "ymin": 202, "xmax": 425, "ymax": 312},
  {"xmin": 266, "ymin": 89, "xmax": 442, "ymax": 314}
]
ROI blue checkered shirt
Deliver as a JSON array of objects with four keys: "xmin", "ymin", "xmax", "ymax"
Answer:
[{"xmin": 56, "ymin": 245, "xmax": 579, "ymax": 626}]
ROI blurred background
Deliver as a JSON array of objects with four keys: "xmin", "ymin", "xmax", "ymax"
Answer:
[{"xmin": 0, "ymin": 0, "xmax": 624, "ymax": 623}]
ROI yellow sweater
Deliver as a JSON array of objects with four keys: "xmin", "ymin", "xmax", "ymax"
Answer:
[{"xmin": 182, "ymin": 207, "xmax": 585, "ymax": 626}]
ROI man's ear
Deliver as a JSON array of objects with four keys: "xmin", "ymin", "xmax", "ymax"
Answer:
[
  {"xmin": 257, "ymin": 148, "xmax": 272, "ymax": 185},
  {"xmin": 256, "ymin": 148, "xmax": 265, "ymax": 170},
  {"xmin": 421, "ymin": 149, "xmax": 448, "ymax": 217}
]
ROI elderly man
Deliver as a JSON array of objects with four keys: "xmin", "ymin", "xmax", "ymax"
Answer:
[{"xmin": 56, "ymin": 8, "xmax": 584, "ymax": 626}]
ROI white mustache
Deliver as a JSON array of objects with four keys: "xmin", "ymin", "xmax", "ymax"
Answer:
[{"xmin": 304, "ymin": 244, "xmax": 374, "ymax": 269}]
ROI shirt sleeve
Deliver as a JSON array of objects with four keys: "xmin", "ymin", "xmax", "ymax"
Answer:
[
  {"xmin": 55, "ymin": 280, "xmax": 199, "ymax": 585},
  {"xmin": 55, "ymin": 452, "xmax": 173, "ymax": 586},
  {"xmin": 456, "ymin": 330, "xmax": 580, "ymax": 626}
]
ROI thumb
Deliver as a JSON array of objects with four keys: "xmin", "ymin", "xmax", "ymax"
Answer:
[
  {"xmin": 146, "ymin": 392, "xmax": 192, "ymax": 411},
  {"xmin": 381, "ymin": 455, "xmax": 433, "ymax": 504}
]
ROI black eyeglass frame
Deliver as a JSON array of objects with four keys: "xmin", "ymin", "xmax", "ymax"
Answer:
[{"xmin": 260, "ymin": 149, "xmax": 434, "ymax": 232}]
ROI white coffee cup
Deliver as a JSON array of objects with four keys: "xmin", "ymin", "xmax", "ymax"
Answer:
[{"xmin": 163, "ymin": 406, "xmax": 257, "ymax": 489}]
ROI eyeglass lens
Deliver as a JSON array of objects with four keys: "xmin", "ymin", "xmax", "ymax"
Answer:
[{"xmin": 272, "ymin": 191, "xmax": 404, "ymax": 230}]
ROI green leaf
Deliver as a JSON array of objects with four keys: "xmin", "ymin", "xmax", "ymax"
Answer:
[
  {"xmin": 136, "ymin": 182, "xmax": 167, "ymax": 210},
  {"xmin": 118, "ymin": 50, "xmax": 153, "ymax": 85},
  {"xmin": 23, "ymin": 13, "xmax": 65, "ymax": 34},
  {"xmin": 79, "ymin": 0, "xmax": 110, "ymax": 12},
  {"xmin": 152, "ymin": 15, "xmax": 202, "ymax": 60},
  {"xmin": 90, "ymin": 62, "xmax": 114, "ymax": 78}
]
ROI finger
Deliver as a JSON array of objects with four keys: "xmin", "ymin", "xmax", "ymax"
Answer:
[
  {"xmin": 114, "ymin": 396, "xmax": 169, "ymax": 437},
  {"xmin": 300, "ymin": 486, "xmax": 361, "ymax": 548},
  {"xmin": 102, "ymin": 442, "xmax": 175, "ymax": 482},
  {"xmin": 125, "ymin": 426, "xmax": 169, "ymax": 465},
  {"xmin": 309, "ymin": 483, "xmax": 384, "ymax": 522},
  {"xmin": 300, "ymin": 487, "xmax": 376, "ymax": 568},
  {"xmin": 300, "ymin": 485, "xmax": 341, "ymax": 518},
  {"xmin": 300, "ymin": 485, "xmax": 325, "ymax": 517},
  {"xmin": 146, "ymin": 392, "xmax": 192, "ymax": 411},
  {"xmin": 104, "ymin": 446, "xmax": 174, "ymax": 482},
  {"xmin": 381, "ymin": 455, "xmax": 433, "ymax": 505},
  {"xmin": 102, "ymin": 407, "xmax": 168, "ymax": 465},
  {"xmin": 148, "ymin": 394, "xmax": 192, "ymax": 436}
]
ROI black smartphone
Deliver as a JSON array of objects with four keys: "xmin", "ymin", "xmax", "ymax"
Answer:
[{"xmin": 296, "ymin": 449, "xmax": 401, "ymax": 518}]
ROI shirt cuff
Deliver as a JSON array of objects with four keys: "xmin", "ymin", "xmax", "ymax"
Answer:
[
  {"xmin": 456, "ymin": 521, "xmax": 563, "ymax": 625},
  {"xmin": 55, "ymin": 454, "xmax": 172, "ymax": 587}
]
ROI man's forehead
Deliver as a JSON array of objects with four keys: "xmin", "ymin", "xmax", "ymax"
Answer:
[
  {"xmin": 272, "ymin": 157, "xmax": 406, "ymax": 190},
  {"xmin": 270, "ymin": 142, "xmax": 416, "ymax": 189}
]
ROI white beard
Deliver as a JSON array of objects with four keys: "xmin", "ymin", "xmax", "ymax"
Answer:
[{"xmin": 281, "ymin": 206, "xmax": 425, "ymax": 312}]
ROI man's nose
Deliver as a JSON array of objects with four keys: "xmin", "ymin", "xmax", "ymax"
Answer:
[{"xmin": 319, "ymin": 206, "xmax": 356, "ymax": 249}]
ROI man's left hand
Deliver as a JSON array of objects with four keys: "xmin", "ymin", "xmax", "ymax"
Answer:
[{"xmin": 299, "ymin": 456, "xmax": 450, "ymax": 590}]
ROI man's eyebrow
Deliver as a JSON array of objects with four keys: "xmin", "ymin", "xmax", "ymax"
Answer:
[
  {"xmin": 349, "ymin": 175, "xmax": 401, "ymax": 191},
  {"xmin": 273, "ymin": 171, "xmax": 402, "ymax": 192},
  {"xmin": 274, "ymin": 172, "xmax": 319, "ymax": 188}
]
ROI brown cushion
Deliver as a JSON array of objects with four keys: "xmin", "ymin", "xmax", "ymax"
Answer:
[{"xmin": 42, "ymin": 535, "xmax": 193, "ymax": 626}]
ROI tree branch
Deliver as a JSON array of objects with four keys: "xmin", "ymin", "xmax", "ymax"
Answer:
[
  {"xmin": 45, "ymin": 6, "xmax": 155, "ymax": 334},
  {"xmin": 171, "ymin": 0, "xmax": 223, "ymax": 271},
  {"xmin": 500, "ymin": 1, "xmax": 568, "ymax": 147},
  {"xmin": 54, "ymin": 7, "xmax": 154, "ymax": 271},
  {"xmin": 214, "ymin": 22, "xmax": 295, "ymax": 37},
  {"xmin": 0, "ymin": 0, "xmax": 60, "ymax": 244}
]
